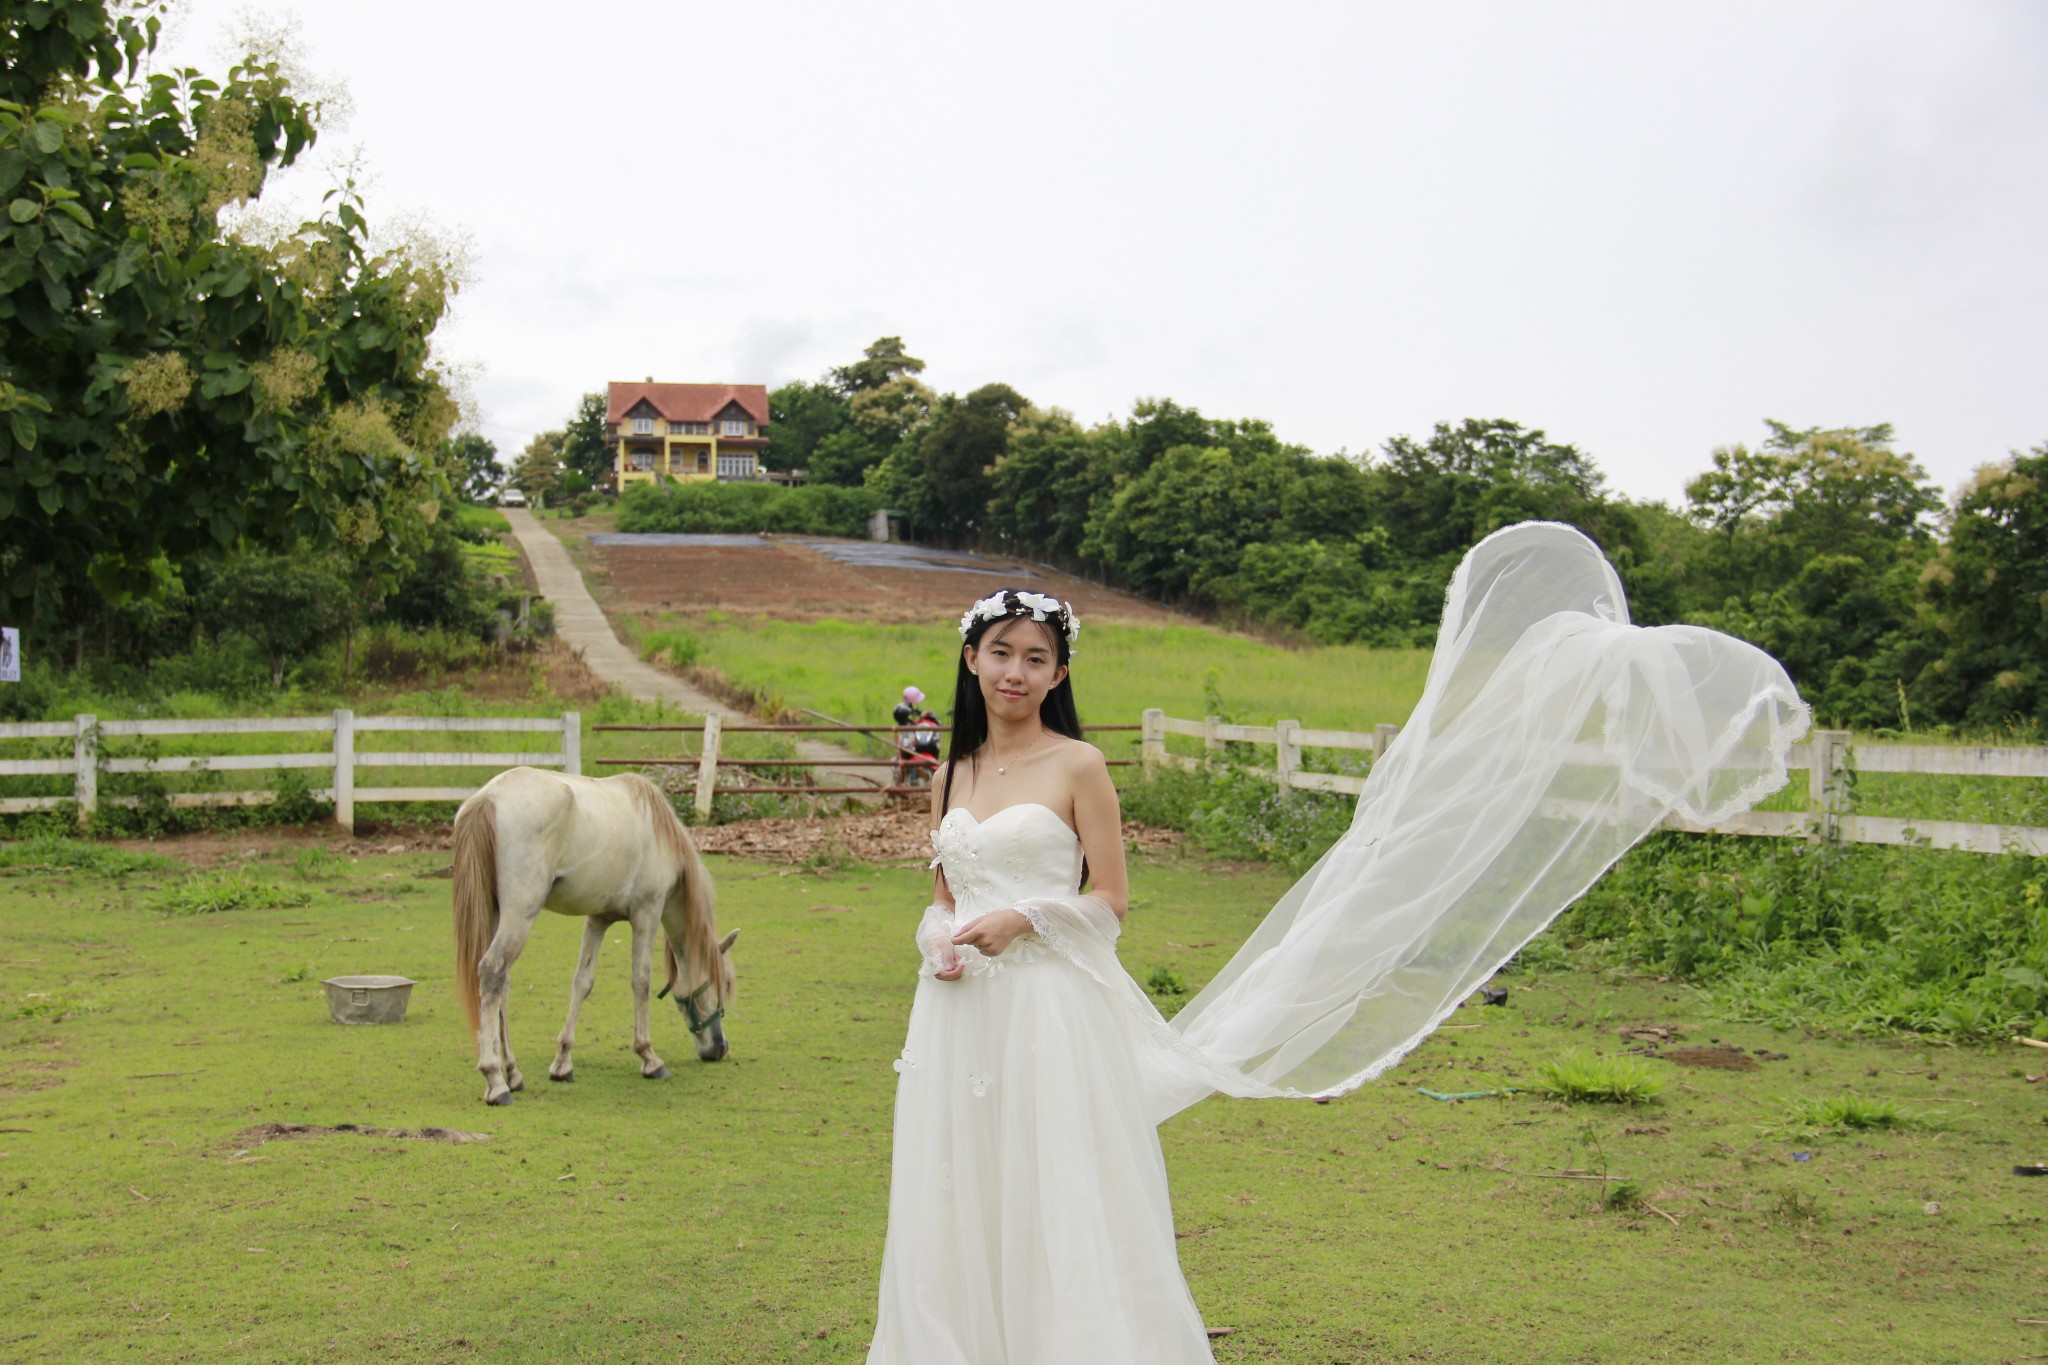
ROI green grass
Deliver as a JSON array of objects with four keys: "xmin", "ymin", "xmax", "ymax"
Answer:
[
  {"xmin": 686, "ymin": 617, "xmax": 1433, "ymax": 740},
  {"xmin": 0, "ymin": 842, "xmax": 2040, "ymax": 1362},
  {"xmin": 0, "ymin": 835, "xmax": 175, "ymax": 878}
]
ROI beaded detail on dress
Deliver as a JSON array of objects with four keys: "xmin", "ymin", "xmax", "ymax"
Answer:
[{"xmin": 921, "ymin": 805, "xmax": 1083, "ymax": 978}]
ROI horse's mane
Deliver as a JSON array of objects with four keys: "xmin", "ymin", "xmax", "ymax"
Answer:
[{"xmin": 624, "ymin": 775, "xmax": 722, "ymax": 1001}]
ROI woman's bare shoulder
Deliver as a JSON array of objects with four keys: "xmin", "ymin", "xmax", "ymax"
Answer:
[{"xmin": 1052, "ymin": 734, "xmax": 1108, "ymax": 776}]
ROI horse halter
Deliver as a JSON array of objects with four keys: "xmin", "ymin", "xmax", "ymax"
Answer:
[{"xmin": 657, "ymin": 977, "xmax": 724, "ymax": 1035}]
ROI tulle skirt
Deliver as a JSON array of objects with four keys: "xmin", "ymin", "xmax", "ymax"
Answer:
[{"xmin": 868, "ymin": 950, "xmax": 1215, "ymax": 1365}]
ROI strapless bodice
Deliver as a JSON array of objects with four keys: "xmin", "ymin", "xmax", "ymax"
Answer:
[{"xmin": 930, "ymin": 803, "xmax": 1084, "ymax": 923}]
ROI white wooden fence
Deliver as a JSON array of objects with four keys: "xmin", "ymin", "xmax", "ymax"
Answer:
[
  {"xmin": 0, "ymin": 712, "xmax": 580, "ymax": 835},
  {"xmin": 1140, "ymin": 709, "xmax": 2048, "ymax": 856}
]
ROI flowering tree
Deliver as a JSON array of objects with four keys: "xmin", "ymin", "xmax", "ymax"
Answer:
[{"xmin": 0, "ymin": 0, "xmax": 460, "ymax": 630}]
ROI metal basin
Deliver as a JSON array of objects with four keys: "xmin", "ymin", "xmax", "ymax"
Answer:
[{"xmin": 322, "ymin": 975, "xmax": 416, "ymax": 1025}]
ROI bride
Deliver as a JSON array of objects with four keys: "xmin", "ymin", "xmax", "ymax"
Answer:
[
  {"xmin": 867, "ymin": 585, "xmax": 1217, "ymax": 1363},
  {"xmin": 867, "ymin": 525, "xmax": 1809, "ymax": 1363}
]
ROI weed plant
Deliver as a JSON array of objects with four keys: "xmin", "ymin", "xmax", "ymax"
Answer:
[
  {"xmin": 1564, "ymin": 832, "xmax": 2048, "ymax": 1041},
  {"xmin": 1531, "ymin": 1050, "xmax": 1666, "ymax": 1105},
  {"xmin": 1764, "ymin": 1094, "xmax": 1940, "ymax": 1138},
  {"xmin": 639, "ymin": 629, "xmax": 704, "ymax": 670},
  {"xmin": 157, "ymin": 869, "xmax": 314, "ymax": 917}
]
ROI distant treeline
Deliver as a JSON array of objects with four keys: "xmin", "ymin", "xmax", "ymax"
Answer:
[{"xmin": 755, "ymin": 339, "xmax": 2045, "ymax": 733}]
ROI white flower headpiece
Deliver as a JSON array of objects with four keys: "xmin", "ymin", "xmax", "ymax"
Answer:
[{"xmin": 958, "ymin": 588, "xmax": 1082, "ymax": 654}]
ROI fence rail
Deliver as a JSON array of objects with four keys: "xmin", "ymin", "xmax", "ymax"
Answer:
[
  {"xmin": 0, "ymin": 712, "xmax": 580, "ymax": 834},
  {"xmin": 590, "ymin": 720, "xmax": 1140, "ymax": 817},
  {"xmin": 1140, "ymin": 709, "xmax": 2048, "ymax": 857},
  {"xmin": 8, "ymin": 706, "xmax": 2035, "ymax": 856}
]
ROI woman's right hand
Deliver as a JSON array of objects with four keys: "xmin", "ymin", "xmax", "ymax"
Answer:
[{"xmin": 934, "ymin": 943, "xmax": 963, "ymax": 981}]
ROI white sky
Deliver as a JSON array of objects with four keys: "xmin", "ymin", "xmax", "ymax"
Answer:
[{"xmin": 157, "ymin": 0, "xmax": 2048, "ymax": 506}]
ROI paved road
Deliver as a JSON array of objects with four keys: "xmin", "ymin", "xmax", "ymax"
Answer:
[{"xmin": 500, "ymin": 509, "xmax": 880, "ymax": 800}]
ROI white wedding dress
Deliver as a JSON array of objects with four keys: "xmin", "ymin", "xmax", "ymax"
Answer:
[
  {"xmin": 867, "ymin": 802, "xmax": 1217, "ymax": 1365},
  {"xmin": 867, "ymin": 523, "xmax": 1810, "ymax": 1362}
]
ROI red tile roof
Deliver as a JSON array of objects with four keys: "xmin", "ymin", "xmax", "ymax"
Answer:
[{"xmin": 606, "ymin": 382, "xmax": 771, "ymax": 427}]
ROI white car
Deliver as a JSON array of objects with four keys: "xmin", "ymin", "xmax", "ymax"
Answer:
[{"xmin": 498, "ymin": 489, "xmax": 528, "ymax": 507}]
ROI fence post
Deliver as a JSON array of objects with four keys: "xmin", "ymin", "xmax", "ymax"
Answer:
[
  {"xmin": 1141, "ymin": 708, "xmax": 1164, "ymax": 777},
  {"xmin": 1807, "ymin": 729, "xmax": 1848, "ymax": 845},
  {"xmin": 694, "ymin": 714, "xmax": 722, "ymax": 820},
  {"xmin": 1373, "ymin": 723, "xmax": 1400, "ymax": 760},
  {"xmin": 1275, "ymin": 719, "xmax": 1300, "ymax": 792},
  {"xmin": 73, "ymin": 714, "xmax": 96, "ymax": 830},
  {"xmin": 1203, "ymin": 715, "xmax": 1222, "ymax": 767},
  {"xmin": 561, "ymin": 711, "xmax": 582, "ymax": 776},
  {"xmin": 332, "ymin": 709, "xmax": 355, "ymax": 836}
]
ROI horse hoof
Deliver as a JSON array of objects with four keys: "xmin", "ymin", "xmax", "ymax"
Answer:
[
  {"xmin": 486, "ymin": 1091, "xmax": 515, "ymax": 1107},
  {"xmin": 509, "ymin": 1079, "xmax": 525, "ymax": 1093},
  {"xmin": 550, "ymin": 1071, "xmax": 573, "ymax": 1083},
  {"xmin": 645, "ymin": 1066, "xmax": 671, "ymax": 1081}
]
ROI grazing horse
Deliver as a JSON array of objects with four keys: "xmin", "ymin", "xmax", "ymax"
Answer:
[{"xmin": 451, "ymin": 768, "xmax": 738, "ymax": 1106}]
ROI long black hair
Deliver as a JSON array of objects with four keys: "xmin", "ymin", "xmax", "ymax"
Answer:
[{"xmin": 940, "ymin": 590, "xmax": 1082, "ymax": 817}]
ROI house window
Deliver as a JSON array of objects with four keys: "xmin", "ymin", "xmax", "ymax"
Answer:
[
  {"xmin": 632, "ymin": 451, "xmax": 654, "ymax": 471},
  {"xmin": 720, "ymin": 418, "xmax": 749, "ymax": 437},
  {"xmin": 632, "ymin": 416, "xmax": 653, "ymax": 435},
  {"xmin": 667, "ymin": 420, "xmax": 687, "ymax": 435},
  {"xmin": 681, "ymin": 422, "xmax": 709, "ymax": 436},
  {"xmin": 717, "ymin": 454, "xmax": 756, "ymax": 480}
]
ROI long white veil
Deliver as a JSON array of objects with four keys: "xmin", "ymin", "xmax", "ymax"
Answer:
[{"xmin": 1009, "ymin": 521, "xmax": 1811, "ymax": 1123}]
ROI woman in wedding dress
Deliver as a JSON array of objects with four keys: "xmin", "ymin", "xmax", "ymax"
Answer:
[
  {"xmin": 868, "ymin": 586, "xmax": 1218, "ymax": 1364},
  {"xmin": 868, "ymin": 525, "xmax": 1810, "ymax": 1363}
]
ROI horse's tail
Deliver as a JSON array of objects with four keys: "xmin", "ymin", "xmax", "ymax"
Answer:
[{"xmin": 451, "ymin": 796, "xmax": 500, "ymax": 1034}]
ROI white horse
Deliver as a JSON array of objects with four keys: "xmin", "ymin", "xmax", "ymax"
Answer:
[{"xmin": 451, "ymin": 768, "xmax": 738, "ymax": 1106}]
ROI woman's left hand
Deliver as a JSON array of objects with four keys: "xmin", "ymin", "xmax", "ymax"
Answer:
[{"xmin": 951, "ymin": 909, "xmax": 1033, "ymax": 958}]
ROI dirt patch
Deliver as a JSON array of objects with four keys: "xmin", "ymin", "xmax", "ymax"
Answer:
[
  {"xmin": 1656, "ymin": 1046, "xmax": 1763, "ymax": 1072},
  {"xmin": 224, "ymin": 1122, "xmax": 490, "ymax": 1155},
  {"xmin": 688, "ymin": 808, "xmax": 1184, "ymax": 864},
  {"xmin": 594, "ymin": 536, "xmax": 1187, "ymax": 627},
  {"xmin": 100, "ymin": 828, "xmax": 453, "ymax": 868}
]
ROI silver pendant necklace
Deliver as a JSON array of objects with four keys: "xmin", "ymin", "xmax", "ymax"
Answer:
[{"xmin": 992, "ymin": 734, "xmax": 1044, "ymax": 776}]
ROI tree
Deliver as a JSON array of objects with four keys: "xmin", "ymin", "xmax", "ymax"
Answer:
[
  {"xmin": 511, "ymin": 431, "xmax": 564, "ymax": 506},
  {"xmin": 910, "ymin": 383, "xmax": 1025, "ymax": 540},
  {"xmin": 442, "ymin": 431, "xmax": 500, "ymax": 502},
  {"xmin": 832, "ymin": 335, "xmax": 925, "ymax": 394},
  {"xmin": 765, "ymin": 378, "xmax": 851, "ymax": 473},
  {"xmin": 986, "ymin": 410, "xmax": 1113, "ymax": 564},
  {"xmin": 559, "ymin": 391, "xmax": 609, "ymax": 485},
  {"xmin": 203, "ymin": 551, "xmax": 345, "ymax": 687},
  {"xmin": 0, "ymin": 0, "xmax": 461, "ymax": 631},
  {"xmin": 1917, "ymin": 445, "xmax": 2048, "ymax": 727}
]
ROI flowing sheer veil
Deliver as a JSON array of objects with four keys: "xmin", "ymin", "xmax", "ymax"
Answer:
[{"xmin": 1012, "ymin": 522, "xmax": 1811, "ymax": 1124}]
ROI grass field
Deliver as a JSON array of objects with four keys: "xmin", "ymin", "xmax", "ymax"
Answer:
[
  {"xmin": 664, "ymin": 615, "xmax": 1434, "ymax": 759},
  {"xmin": 2, "ymin": 841, "xmax": 2041, "ymax": 1363}
]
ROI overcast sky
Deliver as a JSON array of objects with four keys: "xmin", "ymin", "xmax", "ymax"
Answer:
[{"xmin": 156, "ymin": 0, "xmax": 2046, "ymax": 506}]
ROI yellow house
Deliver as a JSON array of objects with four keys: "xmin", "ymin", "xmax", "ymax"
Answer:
[{"xmin": 609, "ymin": 381, "xmax": 772, "ymax": 487}]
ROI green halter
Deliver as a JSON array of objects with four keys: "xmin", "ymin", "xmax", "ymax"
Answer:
[{"xmin": 657, "ymin": 977, "xmax": 724, "ymax": 1035}]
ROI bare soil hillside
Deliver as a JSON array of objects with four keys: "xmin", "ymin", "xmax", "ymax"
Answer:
[{"xmin": 575, "ymin": 530, "xmax": 1185, "ymax": 626}]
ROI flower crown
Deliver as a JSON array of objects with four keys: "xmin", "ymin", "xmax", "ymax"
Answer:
[{"xmin": 957, "ymin": 589, "xmax": 1082, "ymax": 653}]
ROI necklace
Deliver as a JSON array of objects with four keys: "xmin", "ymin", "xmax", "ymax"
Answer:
[{"xmin": 988, "ymin": 733, "xmax": 1047, "ymax": 776}]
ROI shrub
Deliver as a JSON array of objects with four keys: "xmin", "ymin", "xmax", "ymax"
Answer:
[
  {"xmin": 1119, "ymin": 765, "xmax": 1355, "ymax": 872},
  {"xmin": 1559, "ymin": 832, "xmax": 2048, "ymax": 1042},
  {"xmin": 616, "ymin": 479, "xmax": 881, "ymax": 537}
]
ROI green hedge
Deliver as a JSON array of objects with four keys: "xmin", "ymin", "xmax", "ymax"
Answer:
[{"xmin": 616, "ymin": 480, "xmax": 881, "ymax": 537}]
